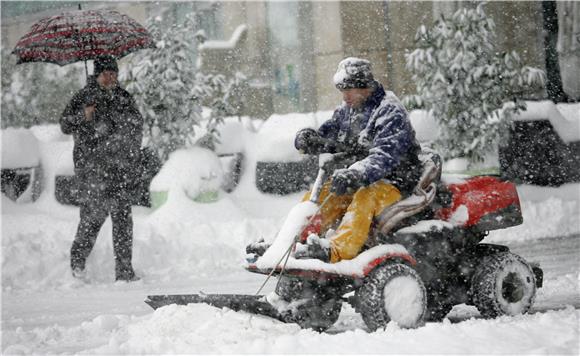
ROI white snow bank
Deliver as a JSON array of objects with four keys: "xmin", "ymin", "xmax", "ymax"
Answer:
[
  {"xmin": 1, "ymin": 192, "xmax": 275, "ymax": 291},
  {"xmin": 486, "ymin": 183, "xmax": 580, "ymax": 242},
  {"xmin": 5, "ymin": 304, "xmax": 577, "ymax": 354},
  {"xmin": 1, "ymin": 128, "xmax": 40, "ymax": 169}
]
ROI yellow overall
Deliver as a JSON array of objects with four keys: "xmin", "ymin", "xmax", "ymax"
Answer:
[{"xmin": 303, "ymin": 179, "xmax": 401, "ymax": 263}]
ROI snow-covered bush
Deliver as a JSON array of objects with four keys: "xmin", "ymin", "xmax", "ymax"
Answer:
[
  {"xmin": 121, "ymin": 12, "xmax": 246, "ymax": 162},
  {"xmin": 1, "ymin": 46, "xmax": 84, "ymax": 129},
  {"xmin": 404, "ymin": 3, "xmax": 545, "ymax": 165},
  {"xmin": 149, "ymin": 147, "xmax": 223, "ymax": 204},
  {"xmin": 121, "ymin": 14, "xmax": 201, "ymax": 162},
  {"xmin": 193, "ymin": 71, "xmax": 247, "ymax": 151}
]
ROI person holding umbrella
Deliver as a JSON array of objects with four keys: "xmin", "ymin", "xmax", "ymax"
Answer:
[
  {"xmin": 60, "ymin": 55, "xmax": 144, "ymax": 282},
  {"xmin": 12, "ymin": 8, "xmax": 155, "ymax": 282}
]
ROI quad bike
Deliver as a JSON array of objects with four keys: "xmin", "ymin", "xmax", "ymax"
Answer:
[{"xmin": 146, "ymin": 141, "xmax": 543, "ymax": 332}]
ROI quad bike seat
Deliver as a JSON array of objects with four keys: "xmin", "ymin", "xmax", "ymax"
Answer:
[{"xmin": 367, "ymin": 151, "xmax": 442, "ymax": 246}]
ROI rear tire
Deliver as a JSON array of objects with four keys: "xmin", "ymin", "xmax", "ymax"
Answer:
[
  {"xmin": 356, "ymin": 263, "xmax": 427, "ymax": 331},
  {"xmin": 471, "ymin": 252, "xmax": 536, "ymax": 318}
]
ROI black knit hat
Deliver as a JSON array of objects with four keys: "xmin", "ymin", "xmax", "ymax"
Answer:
[
  {"xmin": 333, "ymin": 57, "xmax": 374, "ymax": 90},
  {"xmin": 93, "ymin": 55, "xmax": 118, "ymax": 76}
]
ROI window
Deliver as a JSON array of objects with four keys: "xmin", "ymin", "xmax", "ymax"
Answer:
[{"xmin": 267, "ymin": 1, "xmax": 302, "ymax": 113}]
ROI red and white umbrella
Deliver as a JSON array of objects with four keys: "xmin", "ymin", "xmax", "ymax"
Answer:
[{"xmin": 12, "ymin": 9, "xmax": 155, "ymax": 68}]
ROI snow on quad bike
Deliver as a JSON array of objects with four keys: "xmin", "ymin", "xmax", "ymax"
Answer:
[{"xmin": 145, "ymin": 146, "xmax": 543, "ymax": 332}]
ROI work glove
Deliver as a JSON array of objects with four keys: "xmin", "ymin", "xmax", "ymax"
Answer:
[
  {"xmin": 294, "ymin": 235, "xmax": 330, "ymax": 262},
  {"xmin": 294, "ymin": 128, "xmax": 323, "ymax": 154},
  {"xmin": 246, "ymin": 239, "xmax": 270, "ymax": 257},
  {"xmin": 331, "ymin": 169, "xmax": 364, "ymax": 195}
]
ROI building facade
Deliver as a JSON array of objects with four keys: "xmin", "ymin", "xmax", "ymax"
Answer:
[
  {"xmin": 208, "ymin": 1, "xmax": 571, "ymax": 118},
  {"xmin": 2, "ymin": 1, "xmax": 579, "ymax": 119}
]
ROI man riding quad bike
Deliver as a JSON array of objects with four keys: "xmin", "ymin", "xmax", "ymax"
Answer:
[{"xmin": 146, "ymin": 58, "xmax": 542, "ymax": 332}]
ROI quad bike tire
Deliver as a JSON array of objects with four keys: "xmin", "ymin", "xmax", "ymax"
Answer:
[
  {"xmin": 356, "ymin": 263, "xmax": 427, "ymax": 331},
  {"xmin": 471, "ymin": 251, "xmax": 536, "ymax": 318}
]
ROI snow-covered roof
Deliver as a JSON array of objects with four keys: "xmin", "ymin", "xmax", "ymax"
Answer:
[
  {"xmin": 198, "ymin": 25, "xmax": 248, "ymax": 50},
  {"xmin": 1, "ymin": 128, "xmax": 40, "ymax": 169}
]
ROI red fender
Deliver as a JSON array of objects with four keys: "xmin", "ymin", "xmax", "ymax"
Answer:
[
  {"xmin": 436, "ymin": 176, "xmax": 522, "ymax": 228},
  {"xmin": 362, "ymin": 253, "xmax": 417, "ymax": 276}
]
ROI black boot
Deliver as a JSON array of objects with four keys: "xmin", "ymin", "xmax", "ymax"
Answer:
[{"xmin": 115, "ymin": 267, "xmax": 140, "ymax": 282}]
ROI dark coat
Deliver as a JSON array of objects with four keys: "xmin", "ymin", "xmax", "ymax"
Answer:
[
  {"xmin": 318, "ymin": 82, "xmax": 422, "ymax": 191},
  {"xmin": 60, "ymin": 76, "xmax": 144, "ymax": 202}
]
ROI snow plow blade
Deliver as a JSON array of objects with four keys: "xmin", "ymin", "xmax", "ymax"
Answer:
[{"xmin": 144, "ymin": 294, "xmax": 286, "ymax": 321}]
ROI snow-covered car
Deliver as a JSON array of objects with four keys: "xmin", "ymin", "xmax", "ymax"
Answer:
[
  {"xmin": 250, "ymin": 111, "xmax": 331, "ymax": 194},
  {"xmin": 1, "ymin": 128, "xmax": 43, "ymax": 203},
  {"xmin": 499, "ymin": 101, "xmax": 580, "ymax": 186}
]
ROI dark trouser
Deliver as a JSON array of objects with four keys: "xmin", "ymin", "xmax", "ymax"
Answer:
[{"xmin": 70, "ymin": 197, "xmax": 135, "ymax": 279}]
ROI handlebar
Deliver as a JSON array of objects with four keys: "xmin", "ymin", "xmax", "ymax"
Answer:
[{"xmin": 307, "ymin": 137, "xmax": 369, "ymax": 204}]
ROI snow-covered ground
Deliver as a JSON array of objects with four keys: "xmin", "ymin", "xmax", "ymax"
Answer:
[{"xmin": 2, "ymin": 116, "xmax": 579, "ymax": 354}]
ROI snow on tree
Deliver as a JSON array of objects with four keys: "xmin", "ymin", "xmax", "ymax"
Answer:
[
  {"xmin": 120, "ymin": 14, "xmax": 201, "ymax": 162},
  {"xmin": 404, "ymin": 3, "xmax": 545, "ymax": 165},
  {"xmin": 192, "ymin": 71, "xmax": 247, "ymax": 151},
  {"xmin": 120, "ymin": 13, "xmax": 246, "ymax": 162},
  {"xmin": 1, "ymin": 46, "xmax": 84, "ymax": 129}
]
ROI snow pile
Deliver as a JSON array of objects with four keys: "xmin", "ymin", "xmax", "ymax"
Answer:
[
  {"xmin": 149, "ymin": 146, "xmax": 223, "ymax": 200},
  {"xmin": 212, "ymin": 116, "xmax": 255, "ymax": 154},
  {"xmin": 1, "ymin": 192, "xmax": 274, "ymax": 290},
  {"xmin": 4, "ymin": 304, "xmax": 578, "ymax": 354},
  {"xmin": 0, "ymin": 128, "xmax": 40, "ymax": 169},
  {"xmin": 487, "ymin": 183, "xmax": 580, "ymax": 242}
]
